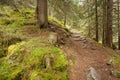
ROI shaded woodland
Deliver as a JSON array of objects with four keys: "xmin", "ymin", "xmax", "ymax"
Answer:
[{"xmin": 0, "ymin": 0, "xmax": 120, "ymax": 80}]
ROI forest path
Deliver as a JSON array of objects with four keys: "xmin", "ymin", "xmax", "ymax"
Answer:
[
  {"xmin": 61, "ymin": 33, "xmax": 119, "ymax": 80},
  {"xmin": 23, "ymin": 24, "xmax": 119, "ymax": 80}
]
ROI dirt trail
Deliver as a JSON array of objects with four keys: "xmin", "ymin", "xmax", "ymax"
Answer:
[
  {"xmin": 23, "ymin": 25, "xmax": 119, "ymax": 80},
  {"xmin": 61, "ymin": 33, "xmax": 119, "ymax": 80}
]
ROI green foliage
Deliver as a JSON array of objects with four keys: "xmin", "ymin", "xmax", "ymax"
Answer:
[
  {"xmin": 0, "ymin": 6, "xmax": 13, "ymax": 15},
  {"xmin": 48, "ymin": 16, "xmax": 65, "ymax": 28},
  {"xmin": 29, "ymin": 70, "xmax": 41, "ymax": 80},
  {"xmin": 39, "ymin": 71, "xmax": 68, "ymax": 80},
  {"xmin": 0, "ymin": 59, "xmax": 24, "ymax": 79},
  {"xmin": 115, "ymin": 72, "xmax": 120, "ymax": 78},
  {"xmin": 22, "ymin": 8, "xmax": 35, "ymax": 19},
  {"xmin": 52, "ymin": 47, "xmax": 67, "ymax": 71},
  {"xmin": 0, "ymin": 49, "xmax": 5, "ymax": 58},
  {"xmin": 112, "ymin": 55, "xmax": 120, "ymax": 67},
  {"xmin": 0, "ymin": 6, "xmax": 36, "ymax": 34},
  {"xmin": 0, "ymin": 5, "xmax": 68, "ymax": 80},
  {"xmin": 0, "ymin": 17, "xmax": 14, "ymax": 25},
  {"xmin": 0, "ymin": 13, "xmax": 25, "ymax": 27},
  {"xmin": 0, "ymin": 6, "xmax": 30, "ymax": 50},
  {"xmin": 0, "ymin": 38, "xmax": 68, "ymax": 80}
]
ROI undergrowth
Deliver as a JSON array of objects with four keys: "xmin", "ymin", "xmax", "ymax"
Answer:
[
  {"xmin": 0, "ymin": 38, "xmax": 68, "ymax": 80},
  {"xmin": 0, "ymin": 6, "xmax": 36, "ymax": 57},
  {"xmin": 0, "ymin": 6, "xmax": 68, "ymax": 80},
  {"xmin": 48, "ymin": 16, "xmax": 66, "ymax": 29}
]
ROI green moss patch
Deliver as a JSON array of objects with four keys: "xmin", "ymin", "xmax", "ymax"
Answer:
[{"xmin": 0, "ymin": 38, "xmax": 68, "ymax": 80}]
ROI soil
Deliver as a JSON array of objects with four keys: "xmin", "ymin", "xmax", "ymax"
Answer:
[{"xmin": 23, "ymin": 24, "xmax": 120, "ymax": 80}]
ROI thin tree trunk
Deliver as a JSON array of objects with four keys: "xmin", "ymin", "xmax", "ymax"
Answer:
[
  {"xmin": 103, "ymin": 0, "xmax": 113, "ymax": 48},
  {"xmin": 102, "ymin": 0, "xmax": 107, "ymax": 45},
  {"xmin": 118, "ymin": 0, "xmax": 120, "ymax": 49},
  {"xmin": 87, "ymin": 0, "xmax": 91, "ymax": 37},
  {"xmin": 95, "ymin": 0, "xmax": 98, "ymax": 42},
  {"xmin": 64, "ymin": 14, "xmax": 67, "ymax": 27},
  {"xmin": 106, "ymin": 0, "xmax": 113, "ymax": 47}
]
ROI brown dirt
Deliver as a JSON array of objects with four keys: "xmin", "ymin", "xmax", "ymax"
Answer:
[
  {"xmin": 23, "ymin": 24, "xmax": 120, "ymax": 80},
  {"xmin": 61, "ymin": 37, "xmax": 119, "ymax": 80}
]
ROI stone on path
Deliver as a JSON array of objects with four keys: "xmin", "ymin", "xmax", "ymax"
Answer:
[{"xmin": 86, "ymin": 67, "xmax": 101, "ymax": 80}]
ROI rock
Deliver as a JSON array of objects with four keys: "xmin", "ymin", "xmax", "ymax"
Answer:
[
  {"xmin": 73, "ymin": 37, "xmax": 81, "ymax": 41},
  {"xmin": 86, "ymin": 67, "xmax": 101, "ymax": 80},
  {"xmin": 80, "ymin": 36, "xmax": 86, "ymax": 41},
  {"xmin": 72, "ymin": 33, "xmax": 81, "ymax": 38},
  {"xmin": 48, "ymin": 32, "xmax": 58, "ymax": 45},
  {"xmin": 45, "ymin": 57, "xmax": 52, "ymax": 69},
  {"xmin": 82, "ymin": 44, "xmax": 87, "ymax": 49},
  {"xmin": 106, "ymin": 59, "xmax": 113, "ymax": 66},
  {"xmin": 8, "ymin": 59, "xmax": 14, "ymax": 64}
]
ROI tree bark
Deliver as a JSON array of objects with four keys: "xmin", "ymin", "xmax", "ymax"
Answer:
[
  {"xmin": 95, "ymin": 0, "xmax": 99, "ymax": 42},
  {"xmin": 64, "ymin": 14, "xmax": 67, "ymax": 27},
  {"xmin": 102, "ymin": 0, "xmax": 113, "ymax": 48},
  {"xmin": 102, "ymin": 0, "xmax": 107, "ymax": 45},
  {"xmin": 37, "ymin": 0, "xmax": 48, "ymax": 28},
  {"xmin": 87, "ymin": 0, "xmax": 91, "ymax": 37},
  {"xmin": 106, "ymin": 0, "xmax": 113, "ymax": 47},
  {"xmin": 118, "ymin": 0, "xmax": 120, "ymax": 49}
]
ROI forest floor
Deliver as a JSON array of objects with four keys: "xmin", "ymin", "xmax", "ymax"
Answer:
[
  {"xmin": 23, "ymin": 24, "xmax": 120, "ymax": 80},
  {"xmin": 62, "ymin": 35, "xmax": 119, "ymax": 80}
]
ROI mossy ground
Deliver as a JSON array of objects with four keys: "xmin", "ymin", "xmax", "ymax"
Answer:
[{"xmin": 0, "ymin": 6, "xmax": 68, "ymax": 80}]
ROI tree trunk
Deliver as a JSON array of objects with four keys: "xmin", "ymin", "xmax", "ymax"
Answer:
[
  {"xmin": 103, "ymin": 0, "xmax": 113, "ymax": 48},
  {"xmin": 37, "ymin": 0, "xmax": 48, "ymax": 28},
  {"xmin": 102, "ymin": 0, "xmax": 107, "ymax": 45},
  {"xmin": 87, "ymin": 0, "xmax": 91, "ymax": 37},
  {"xmin": 118, "ymin": 0, "xmax": 120, "ymax": 49},
  {"xmin": 106, "ymin": 0, "xmax": 113, "ymax": 47},
  {"xmin": 95, "ymin": 0, "xmax": 98, "ymax": 42},
  {"xmin": 64, "ymin": 14, "xmax": 67, "ymax": 27}
]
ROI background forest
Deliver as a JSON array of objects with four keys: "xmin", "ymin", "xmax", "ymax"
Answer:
[{"xmin": 0, "ymin": 0, "xmax": 120, "ymax": 80}]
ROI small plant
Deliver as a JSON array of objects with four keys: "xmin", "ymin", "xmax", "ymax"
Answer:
[{"xmin": 112, "ymin": 55, "xmax": 120, "ymax": 67}]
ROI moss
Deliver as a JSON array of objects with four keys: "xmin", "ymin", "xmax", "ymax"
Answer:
[
  {"xmin": 0, "ymin": 49, "xmax": 5, "ymax": 58},
  {"xmin": 0, "ymin": 5, "xmax": 68, "ymax": 80},
  {"xmin": 112, "ymin": 55, "xmax": 120, "ymax": 67},
  {"xmin": 22, "ymin": 8, "xmax": 35, "ymax": 18},
  {"xmin": 29, "ymin": 70, "xmax": 41, "ymax": 80},
  {"xmin": 116, "ymin": 72, "xmax": 120, "ymax": 78},
  {"xmin": 48, "ymin": 16, "xmax": 65, "ymax": 28},
  {"xmin": 0, "ymin": 37, "xmax": 68, "ymax": 80},
  {"xmin": 39, "ymin": 71, "xmax": 68, "ymax": 80},
  {"xmin": 0, "ymin": 17, "xmax": 14, "ymax": 25}
]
